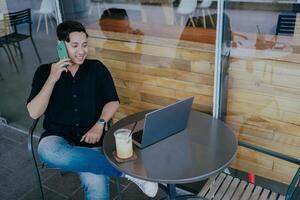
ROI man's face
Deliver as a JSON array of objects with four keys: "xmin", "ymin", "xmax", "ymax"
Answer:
[{"xmin": 66, "ymin": 31, "xmax": 88, "ymax": 65}]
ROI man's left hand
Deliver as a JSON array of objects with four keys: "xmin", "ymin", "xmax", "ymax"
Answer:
[{"xmin": 80, "ymin": 124, "xmax": 104, "ymax": 144}]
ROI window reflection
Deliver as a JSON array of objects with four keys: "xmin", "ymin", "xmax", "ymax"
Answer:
[{"xmin": 221, "ymin": 0, "xmax": 300, "ymax": 185}]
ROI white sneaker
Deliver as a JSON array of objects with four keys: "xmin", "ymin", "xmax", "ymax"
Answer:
[{"xmin": 125, "ymin": 174, "xmax": 158, "ymax": 197}]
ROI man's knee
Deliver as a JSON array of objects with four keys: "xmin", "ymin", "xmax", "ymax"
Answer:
[{"xmin": 37, "ymin": 136, "xmax": 69, "ymax": 165}]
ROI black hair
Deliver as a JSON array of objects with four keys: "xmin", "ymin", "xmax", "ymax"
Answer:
[
  {"xmin": 100, "ymin": 8, "xmax": 128, "ymax": 21},
  {"xmin": 56, "ymin": 21, "xmax": 88, "ymax": 42}
]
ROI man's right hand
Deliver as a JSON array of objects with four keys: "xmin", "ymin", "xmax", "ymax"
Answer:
[{"xmin": 48, "ymin": 59, "xmax": 71, "ymax": 84}]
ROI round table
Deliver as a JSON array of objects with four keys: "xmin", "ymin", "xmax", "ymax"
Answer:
[{"xmin": 103, "ymin": 110, "xmax": 237, "ymax": 199}]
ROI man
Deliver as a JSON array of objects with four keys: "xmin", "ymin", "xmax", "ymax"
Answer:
[{"xmin": 27, "ymin": 21, "xmax": 158, "ymax": 200}]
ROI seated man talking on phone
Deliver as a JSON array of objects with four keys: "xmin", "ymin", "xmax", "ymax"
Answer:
[{"xmin": 27, "ymin": 21, "xmax": 158, "ymax": 200}]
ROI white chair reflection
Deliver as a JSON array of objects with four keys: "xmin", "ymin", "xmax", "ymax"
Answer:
[
  {"xmin": 198, "ymin": 0, "xmax": 214, "ymax": 28},
  {"xmin": 89, "ymin": 0, "xmax": 108, "ymax": 18},
  {"xmin": 36, "ymin": 0, "xmax": 56, "ymax": 35},
  {"xmin": 176, "ymin": 0, "xmax": 197, "ymax": 27}
]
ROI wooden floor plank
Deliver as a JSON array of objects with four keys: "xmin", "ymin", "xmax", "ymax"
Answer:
[
  {"xmin": 214, "ymin": 175, "xmax": 233, "ymax": 200},
  {"xmin": 249, "ymin": 186, "xmax": 262, "ymax": 200},
  {"xmin": 268, "ymin": 192, "xmax": 278, "ymax": 200},
  {"xmin": 231, "ymin": 180, "xmax": 247, "ymax": 200},
  {"xmin": 240, "ymin": 183, "xmax": 255, "ymax": 200},
  {"xmin": 197, "ymin": 174, "xmax": 218, "ymax": 198},
  {"xmin": 258, "ymin": 188, "xmax": 270, "ymax": 200},
  {"xmin": 222, "ymin": 177, "xmax": 241, "ymax": 200},
  {"xmin": 205, "ymin": 173, "xmax": 226, "ymax": 199}
]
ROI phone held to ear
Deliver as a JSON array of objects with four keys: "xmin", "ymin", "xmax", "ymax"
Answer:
[{"xmin": 57, "ymin": 40, "xmax": 69, "ymax": 68}]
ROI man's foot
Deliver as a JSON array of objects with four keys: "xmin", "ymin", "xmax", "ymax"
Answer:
[{"xmin": 125, "ymin": 174, "xmax": 158, "ymax": 197}]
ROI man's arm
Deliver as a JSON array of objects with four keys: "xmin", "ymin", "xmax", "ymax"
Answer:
[
  {"xmin": 80, "ymin": 101, "xmax": 120, "ymax": 144},
  {"xmin": 99, "ymin": 101, "xmax": 120, "ymax": 123},
  {"xmin": 27, "ymin": 59, "xmax": 70, "ymax": 119}
]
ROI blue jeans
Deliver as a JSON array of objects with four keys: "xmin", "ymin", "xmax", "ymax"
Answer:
[{"xmin": 38, "ymin": 135, "xmax": 122, "ymax": 200}]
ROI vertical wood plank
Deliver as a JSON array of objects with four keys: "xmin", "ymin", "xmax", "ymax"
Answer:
[
  {"xmin": 222, "ymin": 177, "xmax": 241, "ymax": 200},
  {"xmin": 268, "ymin": 192, "xmax": 278, "ymax": 200},
  {"xmin": 249, "ymin": 186, "xmax": 262, "ymax": 200},
  {"xmin": 214, "ymin": 175, "xmax": 233, "ymax": 200},
  {"xmin": 240, "ymin": 183, "xmax": 255, "ymax": 200},
  {"xmin": 258, "ymin": 188, "xmax": 270, "ymax": 200},
  {"xmin": 231, "ymin": 180, "xmax": 247, "ymax": 200},
  {"xmin": 197, "ymin": 174, "xmax": 218, "ymax": 198},
  {"xmin": 205, "ymin": 173, "xmax": 226, "ymax": 199}
]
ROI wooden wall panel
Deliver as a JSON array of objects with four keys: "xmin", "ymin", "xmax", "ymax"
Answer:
[
  {"xmin": 227, "ymin": 57, "xmax": 300, "ymax": 184},
  {"xmin": 87, "ymin": 30, "xmax": 215, "ymax": 121}
]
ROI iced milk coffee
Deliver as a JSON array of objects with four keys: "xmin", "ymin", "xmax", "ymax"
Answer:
[{"xmin": 114, "ymin": 129, "xmax": 133, "ymax": 159}]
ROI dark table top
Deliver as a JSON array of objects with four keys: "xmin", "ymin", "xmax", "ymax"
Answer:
[{"xmin": 103, "ymin": 110, "xmax": 237, "ymax": 184}]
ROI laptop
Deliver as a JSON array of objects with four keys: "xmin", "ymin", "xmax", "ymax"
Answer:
[{"xmin": 131, "ymin": 97, "xmax": 194, "ymax": 148}]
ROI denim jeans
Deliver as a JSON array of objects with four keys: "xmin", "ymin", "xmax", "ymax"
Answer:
[{"xmin": 38, "ymin": 135, "xmax": 122, "ymax": 200}]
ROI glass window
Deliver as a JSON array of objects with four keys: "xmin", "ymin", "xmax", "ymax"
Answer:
[
  {"xmin": 59, "ymin": 0, "xmax": 217, "ymax": 120},
  {"xmin": 0, "ymin": 0, "xmax": 58, "ymax": 129},
  {"xmin": 220, "ymin": 0, "xmax": 300, "ymax": 184}
]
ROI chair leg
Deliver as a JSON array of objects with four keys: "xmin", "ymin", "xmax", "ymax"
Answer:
[
  {"xmin": 11, "ymin": 43, "xmax": 18, "ymax": 56},
  {"xmin": 30, "ymin": 37, "xmax": 42, "ymax": 64},
  {"xmin": 29, "ymin": 130, "xmax": 45, "ymax": 200},
  {"xmin": 48, "ymin": 14, "xmax": 55, "ymax": 29},
  {"xmin": 37, "ymin": 14, "xmax": 42, "ymax": 33},
  {"xmin": 5, "ymin": 45, "xmax": 19, "ymax": 73},
  {"xmin": 207, "ymin": 9, "xmax": 215, "ymax": 27},
  {"xmin": 16, "ymin": 42, "xmax": 23, "ymax": 58},
  {"xmin": 97, "ymin": 2, "xmax": 101, "ymax": 18},
  {"xmin": 44, "ymin": 14, "xmax": 48, "ymax": 35},
  {"xmin": 2, "ymin": 44, "xmax": 13, "ymax": 64},
  {"xmin": 180, "ymin": 15, "xmax": 184, "ymax": 26},
  {"xmin": 115, "ymin": 177, "xmax": 122, "ymax": 200},
  {"xmin": 88, "ymin": 6, "xmax": 93, "ymax": 16},
  {"xmin": 189, "ymin": 15, "xmax": 196, "ymax": 27},
  {"xmin": 202, "ymin": 9, "xmax": 206, "ymax": 28},
  {"xmin": 33, "ymin": 160, "xmax": 45, "ymax": 200}
]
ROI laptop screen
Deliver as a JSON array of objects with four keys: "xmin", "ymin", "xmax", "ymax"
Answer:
[{"xmin": 131, "ymin": 97, "xmax": 193, "ymax": 148}]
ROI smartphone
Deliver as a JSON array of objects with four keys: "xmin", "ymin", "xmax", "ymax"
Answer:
[{"xmin": 57, "ymin": 40, "xmax": 69, "ymax": 68}]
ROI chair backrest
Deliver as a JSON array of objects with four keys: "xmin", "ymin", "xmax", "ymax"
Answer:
[
  {"xmin": 177, "ymin": 0, "xmax": 197, "ymax": 14},
  {"xmin": 39, "ymin": 0, "xmax": 55, "ymax": 14},
  {"xmin": 198, "ymin": 0, "xmax": 213, "ymax": 9},
  {"xmin": 275, "ymin": 12, "xmax": 296, "ymax": 36},
  {"xmin": 3, "ymin": 8, "xmax": 32, "ymax": 34}
]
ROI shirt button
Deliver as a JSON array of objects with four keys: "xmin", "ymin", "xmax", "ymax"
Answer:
[
  {"xmin": 75, "ymin": 123, "xmax": 79, "ymax": 126},
  {"xmin": 74, "ymin": 108, "xmax": 78, "ymax": 112},
  {"xmin": 73, "ymin": 94, "xmax": 77, "ymax": 98}
]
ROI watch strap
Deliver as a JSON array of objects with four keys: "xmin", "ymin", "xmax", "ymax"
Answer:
[{"xmin": 97, "ymin": 118, "xmax": 107, "ymax": 131}]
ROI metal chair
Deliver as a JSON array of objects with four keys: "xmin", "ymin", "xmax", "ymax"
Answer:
[
  {"xmin": 27, "ymin": 118, "xmax": 122, "ymax": 200},
  {"xmin": 274, "ymin": 12, "xmax": 297, "ymax": 43},
  {"xmin": 196, "ymin": 141, "xmax": 300, "ymax": 200},
  {"xmin": 0, "ymin": 9, "xmax": 42, "ymax": 66}
]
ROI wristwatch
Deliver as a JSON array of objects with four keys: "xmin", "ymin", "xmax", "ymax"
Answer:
[{"xmin": 97, "ymin": 118, "xmax": 107, "ymax": 131}]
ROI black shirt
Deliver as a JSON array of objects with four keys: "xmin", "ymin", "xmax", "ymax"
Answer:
[{"xmin": 27, "ymin": 59, "xmax": 119, "ymax": 147}]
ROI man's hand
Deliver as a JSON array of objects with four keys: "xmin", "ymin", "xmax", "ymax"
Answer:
[
  {"xmin": 80, "ymin": 123, "xmax": 104, "ymax": 144},
  {"xmin": 48, "ymin": 58, "xmax": 71, "ymax": 84}
]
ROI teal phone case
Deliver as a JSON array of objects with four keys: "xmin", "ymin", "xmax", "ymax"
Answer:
[
  {"xmin": 57, "ymin": 41, "xmax": 69, "ymax": 68},
  {"xmin": 57, "ymin": 41, "xmax": 69, "ymax": 60}
]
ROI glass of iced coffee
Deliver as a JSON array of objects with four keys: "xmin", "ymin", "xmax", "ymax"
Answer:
[{"xmin": 114, "ymin": 129, "xmax": 133, "ymax": 159}]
